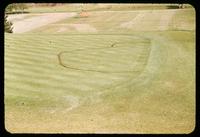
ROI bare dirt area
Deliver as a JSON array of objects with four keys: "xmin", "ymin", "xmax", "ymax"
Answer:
[
  {"xmin": 9, "ymin": 13, "xmax": 77, "ymax": 33},
  {"xmin": 7, "ymin": 14, "xmax": 29, "ymax": 22}
]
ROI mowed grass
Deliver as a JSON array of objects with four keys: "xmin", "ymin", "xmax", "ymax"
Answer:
[{"xmin": 5, "ymin": 7, "xmax": 195, "ymax": 133}]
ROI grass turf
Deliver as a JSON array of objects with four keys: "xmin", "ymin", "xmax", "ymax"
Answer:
[{"xmin": 4, "ymin": 6, "xmax": 195, "ymax": 133}]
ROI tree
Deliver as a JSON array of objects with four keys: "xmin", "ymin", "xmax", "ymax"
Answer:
[
  {"xmin": 178, "ymin": 4, "xmax": 184, "ymax": 9},
  {"xmin": 6, "ymin": 4, "xmax": 15, "ymax": 13},
  {"xmin": 4, "ymin": 14, "xmax": 13, "ymax": 33},
  {"xmin": 6, "ymin": 3, "xmax": 28, "ymax": 13},
  {"xmin": 6, "ymin": 4, "xmax": 18, "ymax": 13},
  {"xmin": 17, "ymin": 3, "xmax": 28, "ymax": 13}
]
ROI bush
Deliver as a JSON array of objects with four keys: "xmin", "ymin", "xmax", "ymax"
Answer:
[
  {"xmin": 4, "ymin": 14, "xmax": 13, "ymax": 33},
  {"xmin": 17, "ymin": 3, "xmax": 28, "ymax": 12},
  {"xmin": 6, "ymin": 3, "xmax": 28, "ymax": 13}
]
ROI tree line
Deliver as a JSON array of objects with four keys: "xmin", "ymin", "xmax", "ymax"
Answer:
[
  {"xmin": 6, "ymin": 3, "xmax": 28, "ymax": 13},
  {"xmin": 5, "ymin": 4, "xmax": 28, "ymax": 33}
]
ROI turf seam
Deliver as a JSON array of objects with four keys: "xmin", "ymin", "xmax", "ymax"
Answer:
[{"xmin": 57, "ymin": 40, "xmax": 150, "ymax": 73}]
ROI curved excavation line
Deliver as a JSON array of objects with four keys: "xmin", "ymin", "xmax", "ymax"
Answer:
[
  {"xmin": 57, "ymin": 35, "xmax": 166, "ymax": 111},
  {"xmin": 58, "ymin": 43, "xmax": 141, "ymax": 73},
  {"xmin": 89, "ymin": 36, "xmax": 167, "ymax": 105},
  {"xmin": 57, "ymin": 43, "xmax": 127, "ymax": 73},
  {"xmin": 62, "ymin": 35, "xmax": 188, "ymax": 112},
  {"xmin": 57, "ymin": 37, "xmax": 150, "ymax": 73},
  {"xmin": 87, "ymin": 36, "xmax": 167, "ymax": 105}
]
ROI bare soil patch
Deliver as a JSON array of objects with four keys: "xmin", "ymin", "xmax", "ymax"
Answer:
[{"xmin": 10, "ymin": 13, "xmax": 76, "ymax": 33}]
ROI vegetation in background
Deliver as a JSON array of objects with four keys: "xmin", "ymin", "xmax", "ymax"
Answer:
[
  {"xmin": 4, "ymin": 14, "xmax": 13, "ymax": 33},
  {"xmin": 6, "ymin": 3, "xmax": 28, "ymax": 13},
  {"xmin": 25, "ymin": 4, "xmax": 193, "ymax": 13}
]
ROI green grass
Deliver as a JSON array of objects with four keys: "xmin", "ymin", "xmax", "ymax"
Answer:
[{"xmin": 5, "ymin": 6, "xmax": 195, "ymax": 133}]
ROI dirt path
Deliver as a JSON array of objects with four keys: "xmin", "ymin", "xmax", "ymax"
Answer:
[
  {"xmin": 120, "ymin": 11, "xmax": 145, "ymax": 28},
  {"xmin": 7, "ymin": 14, "xmax": 29, "ymax": 22},
  {"xmin": 11, "ymin": 13, "xmax": 76, "ymax": 33}
]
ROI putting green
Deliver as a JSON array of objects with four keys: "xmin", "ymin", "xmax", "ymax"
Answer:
[
  {"xmin": 5, "ymin": 31, "xmax": 195, "ymax": 133},
  {"xmin": 58, "ymin": 35, "xmax": 151, "ymax": 73},
  {"xmin": 5, "ymin": 6, "xmax": 195, "ymax": 133}
]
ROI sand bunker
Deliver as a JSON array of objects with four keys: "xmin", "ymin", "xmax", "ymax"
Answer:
[
  {"xmin": 7, "ymin": 14, "xmax": 28, "ymax": 22},
  {"xmin": 11, "ymin": 13, "xmax": 76, "ymax": 33}
]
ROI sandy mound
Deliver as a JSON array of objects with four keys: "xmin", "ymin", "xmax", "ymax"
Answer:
[
  {"xmin": 11, "ymin": 13, "xmax": 76, "ymax": 33},
  {"xmin": 7, "ymin": 14, "xmax": 28, "ymax": 22}
]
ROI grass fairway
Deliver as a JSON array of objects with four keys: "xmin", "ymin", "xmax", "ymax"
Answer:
[{"xmin": 5, "ymin": 5, "xmax": 195, "ymax": 133}]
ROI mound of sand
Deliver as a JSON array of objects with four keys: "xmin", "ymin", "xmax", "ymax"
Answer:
[{"xmin": 10, "ymin": 13, "xmax": 76, "ymax": 33}]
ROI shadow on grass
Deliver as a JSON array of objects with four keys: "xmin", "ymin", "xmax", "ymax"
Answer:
[
  {"xmin": 6, "ymin": 11, "xmax": 30, "ymax": 14},
  {"xmin": 167, "ymin": 5, "xmax": 180, "ymax": 9}
]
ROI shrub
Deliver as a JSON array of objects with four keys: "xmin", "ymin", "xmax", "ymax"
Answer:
[
  {"xmin": 6, "ymin": 3, "xmax": 28, "ymax": 13},
  {"xmin": 4, "ymin": 14, "xmax": 13, "ymax": 33}
]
